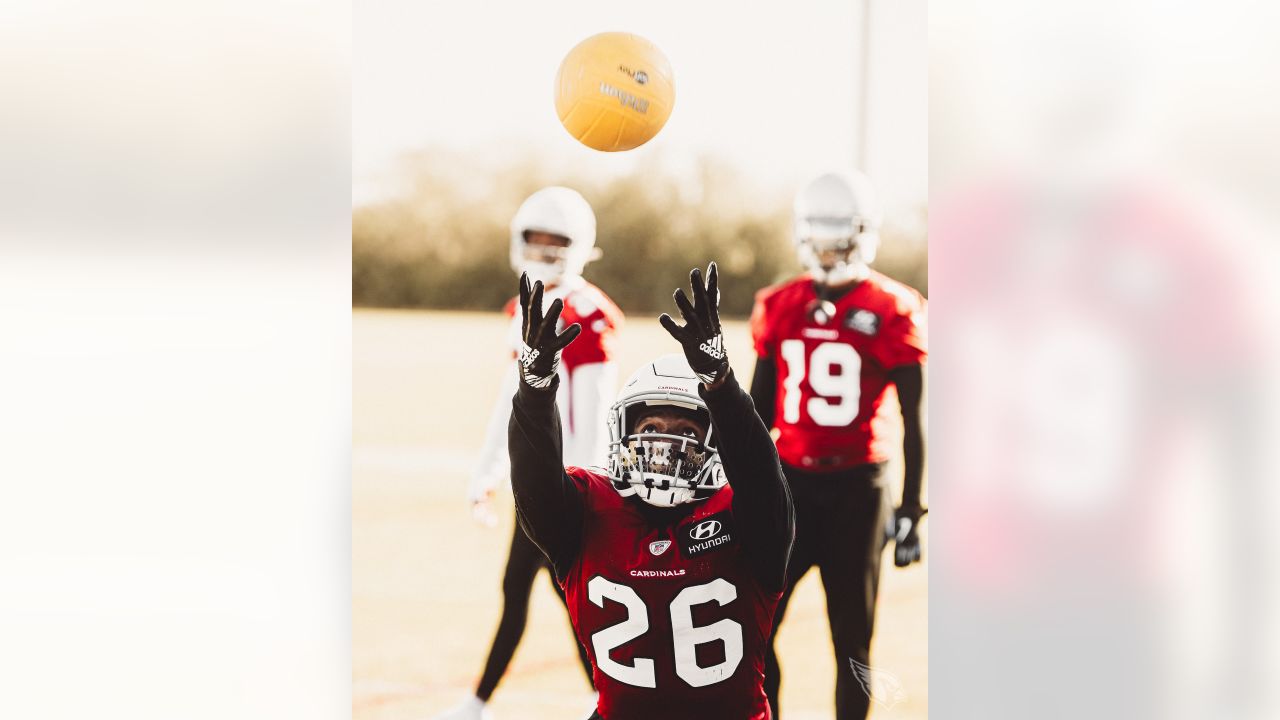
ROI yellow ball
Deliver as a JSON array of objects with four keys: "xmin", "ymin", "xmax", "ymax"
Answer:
[{"xmin": 554, "ymin": 32, "xmax": 675, "ymax": 152}]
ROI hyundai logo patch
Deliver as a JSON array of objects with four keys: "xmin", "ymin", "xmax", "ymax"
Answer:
[{"xmin": 680, "ymin": 512, "xmax": 734, "ymax": 557}]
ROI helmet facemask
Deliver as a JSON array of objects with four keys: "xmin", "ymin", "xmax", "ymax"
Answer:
[
  {"xmin": 517, "ymin": 231, "xmax": 574, "ymax": 285},
  {"xmin": 608, "ymin": 399, "xmax": 726, "ymax": 507},
  {"xmin": 795, "ymin": 218, "xmax": 878, "ymax": 286}
]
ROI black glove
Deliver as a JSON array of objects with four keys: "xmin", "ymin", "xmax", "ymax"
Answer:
[
  {"xmin": 517, "ymin": 273, "xmax": 581, "ymax": 389},
  {"xmin": 659, "ymin": 262, "xmax": 729, "ymax": 386},
  {"xmin": 893, "ymin": 504, "xmax": 927, "ymax": 567}
]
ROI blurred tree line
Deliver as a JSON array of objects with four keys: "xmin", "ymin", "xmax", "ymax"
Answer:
[{"xmin": 353, "ymin": 150, "xmax": 926, "ymax": 317}]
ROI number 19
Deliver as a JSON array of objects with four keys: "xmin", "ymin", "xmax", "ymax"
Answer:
[{"xmin": 779, "ymin": 340, "xmax": 861, "ymax": 427}]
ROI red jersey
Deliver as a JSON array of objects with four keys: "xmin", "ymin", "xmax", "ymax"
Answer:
[
  {"xmin": 561, "ymin": 468, "xmax": 781, "ymax": 720},
  {"xmin": 750, "ymin": 271, "xmax": 927, "ymax": 469}
]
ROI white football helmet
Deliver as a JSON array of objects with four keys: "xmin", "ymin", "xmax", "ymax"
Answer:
[
  {"xmin": 509, "ymin": 186, "xmax": 598, "ymax": 285},
  {"xmin": 607, "ymin": 354, "xmax": 727, "ymax": 507},
  {"xmin": 793, "ymin": 170, "xmax": 883, "ymax": 285}
]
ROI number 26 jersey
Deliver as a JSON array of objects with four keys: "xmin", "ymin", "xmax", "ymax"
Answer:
[
  {"xmin": 561, "ymin": 469, "xmax": 781, "ymax": 720},
  {"xmin": 750, "ymin": 271, "xmax": 927, "ymax": 470}
]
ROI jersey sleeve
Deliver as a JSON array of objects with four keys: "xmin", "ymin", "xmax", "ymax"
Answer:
[
  {"xmin": 870, "ymin": 295, "xmax": 928, "ymax": 369},
  {"xmin": 563, "ymin": 361, "xmax": 617, "ymax": 468},
  {"xmin": 750, "ymin": 289, "xmax": 776, "ymax": 359},
  {"xmin": 469, "ymin": 360, "xmax": 519, "ymax": 500}
]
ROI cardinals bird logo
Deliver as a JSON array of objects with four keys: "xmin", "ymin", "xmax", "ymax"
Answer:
[{"xmin": 849, "ymin": 658, "xmax": 907, "ymax": 709}]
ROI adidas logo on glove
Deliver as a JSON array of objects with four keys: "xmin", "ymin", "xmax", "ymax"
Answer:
[
  {"xmin": 699, "ymin": 335, "xmax": 725, "ymax": 360},
  {"xmin": 518, "ymin": 343, "xmax": 557, "ymax": 389}
]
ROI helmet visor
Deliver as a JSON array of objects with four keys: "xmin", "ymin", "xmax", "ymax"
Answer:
[
  {"xmin": 801, "ymin": 235, "xmax": 860, "ymax": 273},
  {"xmin": 520, "ymin": 231, "xmax": 572, "ymax": 267},
  {"xmin": 798, "ymin": 216, "xmax": 861, "ymax": 242}
]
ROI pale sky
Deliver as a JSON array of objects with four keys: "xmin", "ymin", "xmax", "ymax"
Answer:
[{"xmin": 355, "ymin": 0, "xmax": 926, "ymax": 213}]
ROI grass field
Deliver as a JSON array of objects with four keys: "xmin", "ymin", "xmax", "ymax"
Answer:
[{"xmin": 354, "ymin": 308, "xmax": 927, "ymax": 720}]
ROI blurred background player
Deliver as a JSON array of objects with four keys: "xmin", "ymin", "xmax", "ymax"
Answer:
[
  {"xmin": 434, "ymin": 186, "xmax": 623, "ymax": 720},
  {"xmin": 751, "ymin": 171, "xmax": 927, "ymax": 720}
]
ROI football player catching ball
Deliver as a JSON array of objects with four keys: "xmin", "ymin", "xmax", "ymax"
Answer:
[
  {"xmin": 435, "ymin": 187, "xmax": 622, "ymax": 720},
  {"xmin": 509, "ymin": 263, "xmax": 794, "ymax": 720},
  {"xmin": 752, "ymin": 171, "xmax": 927, "ymax": 720}
]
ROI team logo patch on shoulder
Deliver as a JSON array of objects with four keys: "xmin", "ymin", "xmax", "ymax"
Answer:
[
  {"xmin": 844, "ymin": 309, "xmax": 881, "ymax": 336},
  {"xmin": 649, "ymin": 540, "xmax": 672, "ymax": 556},
  {"xmin": 679, "ymin": 511, "xmax": 735, "ymax": 558}
]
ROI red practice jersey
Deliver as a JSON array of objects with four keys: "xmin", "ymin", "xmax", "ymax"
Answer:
[
  {"xmin": 560, "ymin": 468, "xmax": 781, "ymax": 720},
  {"xmin": 751, "ymin": 271, "xmax": 927, "ymax": 469}
]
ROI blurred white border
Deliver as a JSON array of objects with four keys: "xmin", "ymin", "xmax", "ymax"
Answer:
[{"xmin": 0, "ymin": 2, "xmax": 350, "ymax": 718}]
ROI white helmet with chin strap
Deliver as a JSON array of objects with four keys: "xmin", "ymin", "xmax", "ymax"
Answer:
[
  {"xmin": 607, "ymin": 354, "xmax": 727, "ymax": 508},
  {"xmin": 793, "ymin": 170, "xmax": 883, "ymax": 285},
  {"xmin": 510, "ymin": 186, "xmax": 598, "ymax": 285}
]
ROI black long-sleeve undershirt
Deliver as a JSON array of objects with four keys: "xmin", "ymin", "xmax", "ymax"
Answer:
[
  {"xmin": 888, "ymin": 363, "xmax": 927, "ymax": 511},
  {"xmin": 508, "ymin": 379, "xmax": 584, "ymax": 581},
  {"xmin": 749, "ymin": 356, "xmax": 778, "ymax": 430},
  {"xmin": 700, "ymin": 369, "xmax": 794, "ymax": 591},
  {"xmin": 508, "ymin": 370, "xmax": 795, "ymax": 591}
]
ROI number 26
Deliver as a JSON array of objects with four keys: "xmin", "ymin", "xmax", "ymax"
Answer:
[{"xmin": 588, "ymin": 576, "xmax": 743, "ymax": 689}]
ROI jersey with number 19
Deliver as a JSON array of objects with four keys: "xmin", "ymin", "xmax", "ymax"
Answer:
[
  {"xmin": 561, "ymin": 468, "xmax": 781, "ymax": 720},
  {"xmin": 750, "ymin": 271, "xmax": 927, "ymax": 470}
]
